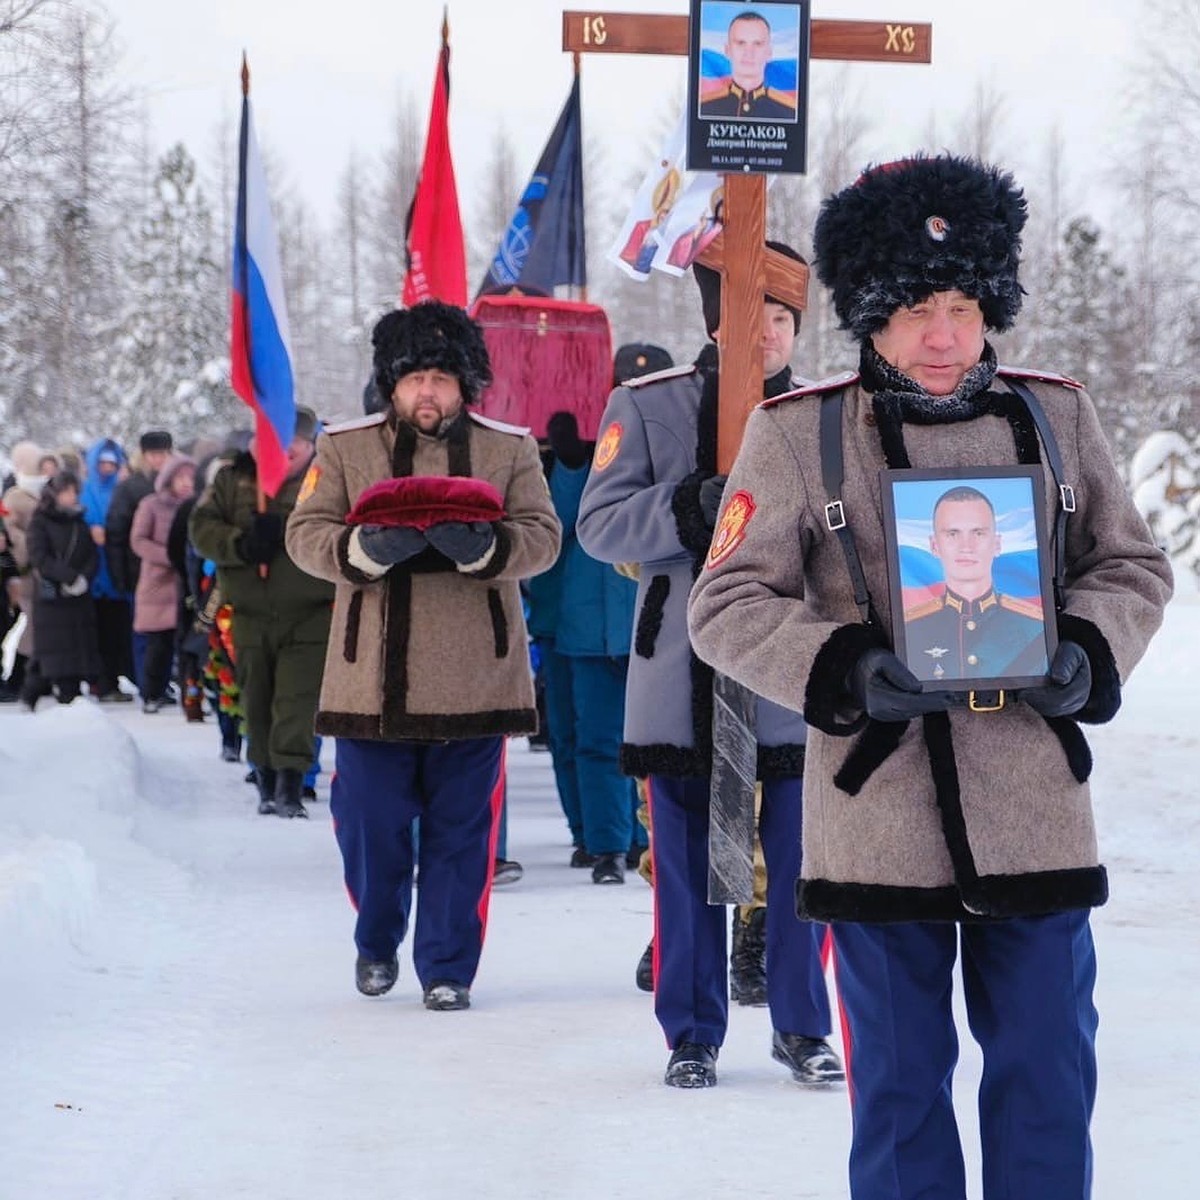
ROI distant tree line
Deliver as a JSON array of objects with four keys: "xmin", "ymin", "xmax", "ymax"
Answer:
[{"xmin": 1, "ymin": 0, "xmax": 1196, "ymax": 472}]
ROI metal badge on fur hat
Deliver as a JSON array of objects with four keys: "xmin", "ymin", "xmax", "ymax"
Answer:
[
  {"xmin": 372, "ymin": 301, "xmax": 493, "ymax": 405},
  {"xmin": 812, "ymin": 155, "xmax": 1028, "ymax": 338}
]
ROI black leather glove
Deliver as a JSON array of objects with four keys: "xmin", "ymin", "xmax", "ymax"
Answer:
[
  {"xmin": 698, "ymin": 474, "xmax": 728, "ymax": 530},
  {"xmin": 356, "ymin": 523, "xmax": 429, "ymax": 567},
  {"xmin": 425, "ymin": 520, "xmax": 496, "ymax": 566},
  {"xmin": 236, "ymin": 512, "xmax": 283, "ymax": 565},
  {"xmin": 847, "ymin": 648, "xmax": 957, "ymax": 722},
  {"xmin": 1021, "ymin": 641, "xmax": 1092, "ymax": 717}
]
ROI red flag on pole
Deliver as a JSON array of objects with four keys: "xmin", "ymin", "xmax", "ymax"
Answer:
[{"xmin": 402, "ymin": 10, "xmax": 467, "ymax": 307}]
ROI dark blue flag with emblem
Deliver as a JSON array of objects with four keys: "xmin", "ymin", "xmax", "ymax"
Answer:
[{"xmin": 477, "ymin": 76, "xmax": 586, "ymax": 297}]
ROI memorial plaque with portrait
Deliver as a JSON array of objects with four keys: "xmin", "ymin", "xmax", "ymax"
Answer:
[
  {"xmin": 879, "ymin": 466, "xmax": 1058, "ymax": 693},
  {"xmin": 686, "ymin": 0, "xmax": 810, "ymax": 174}
]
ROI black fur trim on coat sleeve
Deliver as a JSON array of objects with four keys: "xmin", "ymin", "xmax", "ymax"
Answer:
[
  {"xmin": 1057, "ymin": 612, "xmax": 1120, "ymax": 724},
  {"xmin": 462, "ymin": 524, "xmax": 512, "ymax": 581},
  {"xmin": 671, "ymin": 470, "xmax": 715, "ymax": 560},
  {"xmin": 804, "ymin": 623, "xmax": 889, "ymax": 737},
  {"xmin": 337, "ymin": 527, "xmax": 384, "ymax": 587}
]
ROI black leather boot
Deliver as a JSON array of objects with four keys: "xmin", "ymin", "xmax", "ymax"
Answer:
[
  {"xmin": 730, "ymin": 907, "xmax": 767, "ymax": 1006},
  {"xmin": 254, "ymin": 766, "xmax": 278, "ymax": 815},
  {"xmin": 274, "ymin": 768, "xmax": 308, "ymax": 819}
]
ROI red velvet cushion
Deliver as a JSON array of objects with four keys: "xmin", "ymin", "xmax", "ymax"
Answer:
[{"xmin": 345, "ymin": 476, "xmax": 506, "ymax": 530}]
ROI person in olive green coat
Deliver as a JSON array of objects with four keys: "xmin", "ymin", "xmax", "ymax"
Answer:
[{"xmin": 189, "ymin": 407, "xmax": 333, "ymax": 819}]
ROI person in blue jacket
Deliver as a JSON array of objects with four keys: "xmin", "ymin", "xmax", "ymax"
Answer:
[
  {"xmin": 81, "ymin": 437, "xmax": 134, "ymax": 701},
  {"xmin": 527, "ymin": 410, "xmax": 640, "ymax": 884}
]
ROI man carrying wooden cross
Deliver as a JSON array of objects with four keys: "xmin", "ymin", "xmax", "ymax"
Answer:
[{"xmin": 577, "ymin": 243, "xmax": 841, "ymax": 1090}]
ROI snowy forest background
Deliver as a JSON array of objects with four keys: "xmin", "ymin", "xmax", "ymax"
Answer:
[{"xmin": 2, "ymin": 0, "xmax": 1198, "ymax": 572}]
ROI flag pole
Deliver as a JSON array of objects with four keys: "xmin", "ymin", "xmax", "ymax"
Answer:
[
  {"xmin": 240, "ymin": 53, "xmax": 271, "ymax": 571},
  {"xmin": 573, "ymin": 51, "xmax": 587, "ymax": 303}
]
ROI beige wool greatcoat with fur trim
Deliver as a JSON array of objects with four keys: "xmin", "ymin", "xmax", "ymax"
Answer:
[
  {"xmin": 285, "ymin": 410, "xmax": 560, "ymax": 742},
  {"xmin": 687, "ymin": 371, "xmax": 1172, "ymax": 924}
]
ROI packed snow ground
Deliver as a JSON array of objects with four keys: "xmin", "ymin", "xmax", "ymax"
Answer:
[{"xmin": 1, "ymin": 597, "xmax": 1197, "ymax": 1200}]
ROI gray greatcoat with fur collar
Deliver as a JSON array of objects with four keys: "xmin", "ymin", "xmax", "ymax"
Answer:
[
  {"xmin": 687, "ymin": 367, "xmax": 1172, "ymax": 923},
  {"xmin": 285, "ymin": 410, "xmax": 560, "ymax": 742}
]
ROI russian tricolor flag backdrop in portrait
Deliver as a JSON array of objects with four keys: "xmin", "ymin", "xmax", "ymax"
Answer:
[{"xmin": 231, "ymin": 59, "xmax": 295, "ymax": 499}]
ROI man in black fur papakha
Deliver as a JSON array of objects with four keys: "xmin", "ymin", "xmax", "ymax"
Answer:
[
  {"xmin": 688, "ymin": 155, "xmax": 1172, "ymax": 1199},
  {"xmin": 286, "ymin": 302, "xmax": 560, "ymax": 1012}
]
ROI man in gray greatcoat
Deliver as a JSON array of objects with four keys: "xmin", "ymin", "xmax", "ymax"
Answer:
[{"xmin": 577, "ymin": 242, "xmax": 841, "ymax": 1090}]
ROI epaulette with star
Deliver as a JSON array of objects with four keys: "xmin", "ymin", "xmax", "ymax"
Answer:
[
  {"xmin": 997, "ymin": 365, "xmax": 1085, "ymax": 390},
  {"xmin": 624, "ymin": 363, "xmax": 697, "ymax": 389},
  {"xmin": 760, "ymin": 370, "xmax": 859, "ymax": 409},
  {"xmin": 322, "ymin": 412, "xmax": 387, "ymax": 435}
]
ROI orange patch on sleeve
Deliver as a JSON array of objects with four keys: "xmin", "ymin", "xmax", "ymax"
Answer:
[
  {"xmin": 705, "ymin": 490, "xmax": 756, "ymax": 569},
  {"xmin": 593, "ymin": 422, "xmax": 623, "ymax": 471},
  {"xmin": 296, "ymin": 463, "xmax": 322, "ymax": 506}
]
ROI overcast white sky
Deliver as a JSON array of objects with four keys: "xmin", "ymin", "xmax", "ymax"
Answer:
[{"xmin": 106, "ymin": 0, "xmax": 1141, "ymax": 230}]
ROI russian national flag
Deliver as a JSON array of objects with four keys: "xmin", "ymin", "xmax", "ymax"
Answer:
[{"xmin": 231, "ymin": 60, "xmax": 296, "ymax": 498}]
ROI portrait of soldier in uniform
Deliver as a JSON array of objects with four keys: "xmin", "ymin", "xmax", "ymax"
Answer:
[
  {"xmin": 901, "ymin": 484, "xmax": 1049, "ymax": 683},
  {"xmin": 698, "ymin": 8, "xmax": 799, "ymax": 120}
]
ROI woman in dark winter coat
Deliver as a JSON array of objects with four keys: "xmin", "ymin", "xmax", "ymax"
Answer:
[{"xmin": 22, "ymin": 470, "xmax": 102, "ymax": 708}]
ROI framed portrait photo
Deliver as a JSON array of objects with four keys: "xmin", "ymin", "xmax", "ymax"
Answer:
[
  {"xmin": 879, "ymin": 466, "xmax": 1058, "ymax": 693},
  {"xmin": 686, "ymin": 0, "xmax": 810, "ymax": 174}
]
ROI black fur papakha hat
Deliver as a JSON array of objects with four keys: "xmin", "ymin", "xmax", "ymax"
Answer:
[
  {"xmin": 372, "ymin": 301, "xmax": 493, "ymax": 404},
  {"xmin": 812, "ymin": 155, "xmax": 1028, "ymax": 338},
  {"xmin": 693, "ymin": 240, "xmax": 806, "ymax": 338}
]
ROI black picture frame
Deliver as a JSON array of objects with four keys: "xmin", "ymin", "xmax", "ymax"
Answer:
[
  {"xmin": 879, "ymin": 466, "xmax": 1058, "ymax": 693},
  {"xmin": 685, "ymin": 0, "xmax": 810, "ymax": 175}
]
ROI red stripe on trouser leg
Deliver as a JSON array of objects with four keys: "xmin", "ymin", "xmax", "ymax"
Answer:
[
  {"xmin": 644, "ymin": 776, "xmax": 665, "ymax": 1031},
  {"xmin": 830, "ymin": 938, "xmax": 855, "ymax": 1108},
  {"xmin": 475, "ymin": 739, "xmax": 507, "ymax": 933}
]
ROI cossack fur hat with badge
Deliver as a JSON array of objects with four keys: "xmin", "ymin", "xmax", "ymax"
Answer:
[
  {"xmin": 812, "ymin": 154, "xmax": 1028, "ymax": 338},
  {"xmin": 371, "ymin": 301, "xmax": 493, "ymax": 405}
]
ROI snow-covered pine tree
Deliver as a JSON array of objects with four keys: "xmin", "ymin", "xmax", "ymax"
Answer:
[{"xmin": 107, "ymin": 143, "xmax": 233, "ymax": 444}]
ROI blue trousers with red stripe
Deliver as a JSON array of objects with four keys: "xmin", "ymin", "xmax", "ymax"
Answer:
[
  {"xmin": 647, "ymin": 774, "xmax": 832, "ymax": 1048},
  {"xmin": 332, "ymin": 736, "xmax": 503, "ymax": 989},
  {"xmin": 833, "ymin": 911, "xmax": 1097, "ymax": 1200}
]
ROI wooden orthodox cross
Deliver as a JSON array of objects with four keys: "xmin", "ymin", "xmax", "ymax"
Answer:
[
  {"xmin": 565, "ymin": 10, "xmax": 932, "ymax": 900},
  {"xmin": 564, "ymin": 11, "xmax": 931, "ymax": 471}
]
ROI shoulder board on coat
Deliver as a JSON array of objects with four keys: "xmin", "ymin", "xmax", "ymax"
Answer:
[
  {"xmin": 999, "ymin": 593, "xmax": 1046, "ymax": 620},
  {"xmin": 904, "ymin": 595, "xmax": 944, "ymax": 620},
  {"xmin": 468, "ymin": 411, "xmax": 531, "ymax": 437},
  {"xmin": 623, "ymin": 363, "xmax": 697, "ymax": 389},
  {"xmin": 997, "ymin": 365, "xmax": 1085, "ymax": 390},
  {"xmin": 322, "ymin": 412, "xmax": 387, "ymax": 435},
  {"xmin": 760, "ymin": 370, "xmax": 859, "ymax": 409}
]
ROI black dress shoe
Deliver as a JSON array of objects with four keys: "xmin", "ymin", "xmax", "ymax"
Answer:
[
  {"xmin": 771, "ymin": 1030, "xmax": 845, "ymax": 1084},
  {"xmin": 423, "ymin": 981, "xmax": 470, "ymax": 1011},
  {"xmin": 665, "ymin": 1042, "xmax": 718, "ymax": 1088},
  {"xmin": 355, "ymin": 955, "xmax": 399, "ymax": 996},
  {"xmin": 570, "ymin": 845, "xmax": 598, "ymax": 868},
  {"xmin": 591, "ymin": 852, "xmax": 625, "ymax": 885},
  {"xmin": 635, "ymin": 940, "xmax": 654, "ymax": 993}
]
